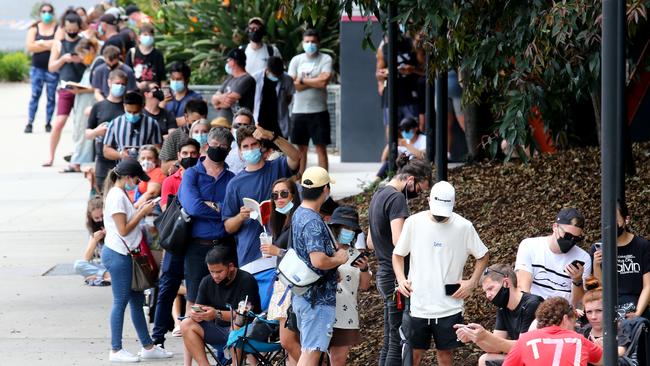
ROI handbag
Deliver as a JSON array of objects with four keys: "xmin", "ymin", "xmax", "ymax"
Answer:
[
  {"xmin": 154, "ymin": 194, "xmax": 191, "ymax": 256},
  {"xmin": 121, "ymin": 235, "xmax": 158, "ymax": 292}
]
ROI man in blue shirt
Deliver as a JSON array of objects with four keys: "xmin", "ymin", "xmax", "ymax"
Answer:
[
  {"xmin": 162, "ymin": 61, "xmax": 202, "ymax": 126},
  {"xmin": 223, "ymin": 125, "xmax": 300, "ymax": 267},
  {"xmin": 178, "ymin": 127, "xmax": 235, "ymax": 305},
  {"xmin": 291, "ymin": 167, "xmax": 348, "ymax": 363}
]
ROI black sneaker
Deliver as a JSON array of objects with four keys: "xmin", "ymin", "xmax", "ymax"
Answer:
[
  {"xmin": 45, "ymin": 124, "xmax": 52, "ymax": 133},
  {"xmin": 24, "ymin": 124, "xmax": 33, "ymax": 133}
]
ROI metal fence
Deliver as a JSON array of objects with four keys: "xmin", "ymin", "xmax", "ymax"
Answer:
[{"xmin": 192, "ymin": 84, "xmax": 341, "ymax": 152}]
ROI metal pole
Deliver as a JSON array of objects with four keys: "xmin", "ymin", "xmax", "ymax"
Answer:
[
  {"xmin": 616, "ymin": 0, "xmax": 627, "ymax": 204},
  {"xmin": 435, "ymin": 72, "xmax": 448, "ymax": 182},
  {"xmin": 601, "ymin": 0, "xmax": 620, "ymax": 364},
  {"xmin": 425, "ymin": 54, "xmax": 435, "ymax": 162},
  {"xmin": 386, "ymin": 2, "xmax": 398, "ymax": 174}
]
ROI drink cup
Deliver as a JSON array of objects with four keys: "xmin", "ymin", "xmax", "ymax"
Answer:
[{"xmin": 260, "ymin": 232, "xmax": 272, "ymax": 258}]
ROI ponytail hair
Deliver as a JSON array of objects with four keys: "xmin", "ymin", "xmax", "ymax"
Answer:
[
  {"xmin": 102, "ymin": 168, "xmax": 120, "ymax": 200},
  {"xmin": 395, "ymin": 155, "xmax": 432, "ymax": 185}
]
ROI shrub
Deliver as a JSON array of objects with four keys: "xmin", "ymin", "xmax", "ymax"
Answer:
[{"xmin": 0, "ymin": 52, "xmax": 30, "ymax": 82}]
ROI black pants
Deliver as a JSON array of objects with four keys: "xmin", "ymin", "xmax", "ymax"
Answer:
[
  {"xmin": 377, "ymin": 272, "xmax": 403, "ymax": 366},
  {"xmin": 151, "ymin": 251, "xmax": 184, "ymax": 345}
]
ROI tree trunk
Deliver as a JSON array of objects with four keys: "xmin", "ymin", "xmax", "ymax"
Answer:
[
  {"xmin": 590, "ymin": 88, "xmax": 602, "ymax": 146},
  {"xmin": 463, "ymin": 103, "xmax": 480, "ymax": 161}
]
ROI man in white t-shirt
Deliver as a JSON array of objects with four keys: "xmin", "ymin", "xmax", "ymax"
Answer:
[
  {"xmin": 394, "ymin": 181, "xmax": 489, "ymax": 366},
  {"xmin": 242, "ymin": 17, "xmax": 282, "ymax": 75},
  {"xmin": 514, "ymin": 208, "xmax": 591, "ymax": 306}
]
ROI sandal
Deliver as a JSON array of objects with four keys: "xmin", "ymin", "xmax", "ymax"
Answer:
[
  {"xmin": 59, "ymin": 166, "xmax": 81, "ymax": 173},
  {"xmin": 172, "ymin": 326, "xmax": 182, "ymax": 337}
]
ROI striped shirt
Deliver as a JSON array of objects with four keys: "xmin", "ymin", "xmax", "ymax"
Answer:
[{"xmin": 103, "ymin": 114, "xmax": 162, "ymax": 151}]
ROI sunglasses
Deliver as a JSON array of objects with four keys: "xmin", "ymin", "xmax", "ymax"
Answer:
[
  {"xmin": 271, "ymin": 190, "xmax": 290, "ymax": 200},
  {"xmin": 558, "ymin": 226, "xmax": 585, "ymax": 243},
  {"xmin": 483, "ymin": 267, "xmax": 508, "ymax": 277}
]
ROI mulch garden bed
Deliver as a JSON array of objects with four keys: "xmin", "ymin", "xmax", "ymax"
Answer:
[{"xmin": 339, "ymin": 143, "xmax": 650, "ymax": 365}]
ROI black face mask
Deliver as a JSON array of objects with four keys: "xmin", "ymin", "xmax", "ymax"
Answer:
[
  {"xmin": 67, "ymin": 31, "xmax": 79, "ymax": 39},
  {"xmin": 179, "ymin": 157, "xmax": 198, "ymax": 169},
  {"xmin": 247, "ymin": 29, "xmax": 264, "ymax": 43},
  {"xmin": 617, "ymin": 224, "xmax": 626, "ymax": 237},
  {"xmin": 557, "ymin": 235, "xmax": 577, "ymax": 253},
  {"xmin": 490, "ymin": 283, "xmax": 510, "ymax": 309},
  {"xmin": 207, "ymin": 146, "xmax": 229, "ymax": 163},
  {"xmin": 152, "ymin": 89, "xmax": 165, "ymax": 101}
]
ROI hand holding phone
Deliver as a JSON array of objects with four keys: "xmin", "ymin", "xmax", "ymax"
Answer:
[
  {"xmin": 191, "ymin": 305, "xmax": 205, "ymax": 313},
  {"xmin": 571, "ymin": 260, "xmax": 585, "ymax": 268},
  {"xmin": 445, "ymin": 284, "xmax": 461, "ymax": 296},
  {"xmin": 150, "ymin": 197, "xmax": 162, "ymax": 204}
]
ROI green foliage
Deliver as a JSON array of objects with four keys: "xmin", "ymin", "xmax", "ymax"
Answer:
[
  {"xmin": 148, "ymin": 0, "xmax": 341, "ymax": 84},
  {"xmin": 0, "ymin": 52, "xmax": 30, "ymax": 82}
]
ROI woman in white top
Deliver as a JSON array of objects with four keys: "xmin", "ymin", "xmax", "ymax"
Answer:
[
  {"xmin": 101, "ymin": 158, "xmax": 172, "ymax": 363},
  {"xmin": 327, "ymin": 206, "xmax": 371, "ymax": 366},
  {"xmin": 376, "ymin": 117, "xmax": 427, "ymax": 180}
]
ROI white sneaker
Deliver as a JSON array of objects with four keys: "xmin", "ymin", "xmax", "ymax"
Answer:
[
  {"xmin": 109, "ymin": 349, "xmax": 140, "ymax": 363},
  {"xmin": 139, "ymin": 345, "xmax": 173, "ymax": 359}
]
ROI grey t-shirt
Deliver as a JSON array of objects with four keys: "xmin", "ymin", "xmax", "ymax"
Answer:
[
  {"xmin": 368, "ymin": 185, "xmax": 409, "ymax": 276},
  {"xmin": 288, "ymin": 52, "xmax": 332, "ymax": 114},
  {"xmin": 217, "ymin": 74, "xmax": 256, "ymax": 121},
  {"xmin": 91, "ymin": 63, "xmax": 137, "ymax": 98}
]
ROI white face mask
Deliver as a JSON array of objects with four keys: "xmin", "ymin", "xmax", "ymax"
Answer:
[{"xmin": 140, "ymin": 160, "xmax": 155, "ymax": 172}]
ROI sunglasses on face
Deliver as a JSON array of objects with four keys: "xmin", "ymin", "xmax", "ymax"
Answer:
[
  {"xmin": 271, "ymin": 190, "xmax": 290, "ymax": 200},
  {"xmin": 558, "ymin": 226, "xmax": 585, "ymax": 243}
]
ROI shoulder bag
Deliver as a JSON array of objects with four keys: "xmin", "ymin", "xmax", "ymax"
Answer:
[
  {"xmin": 121, "ymin": 235, "xmax": 158, "ymax": 292},
  {"xmin": 154, "ymin": 194, "xmax": 191, "ymax": 256}
]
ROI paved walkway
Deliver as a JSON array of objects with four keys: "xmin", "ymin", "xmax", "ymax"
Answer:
[{"xmin": 0, "ymin": 82, "xmax": 380, "ymax": 365}]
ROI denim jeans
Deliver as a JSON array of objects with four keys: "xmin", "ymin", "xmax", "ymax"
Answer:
[
  {"xmin": 102, "ymin": 246, "xmax": 154, "ymax": 351},
  {"xmin": 28, "ymin": 66, "xmax": 58, "ymax": 125},
  {"xmin": 376, "ymin": 272, "xmax": 404, "ymax": 366},
  {"xmin": 292, "ymin": 295, "xmax": 335, "ymax": 352},
  {"xmin": 152, "ymin": 251, "xmax": 185, "ymax": 345},
  {"xmin": 73, "ymin": 259, "xmax": 107, "ymax": 279}
]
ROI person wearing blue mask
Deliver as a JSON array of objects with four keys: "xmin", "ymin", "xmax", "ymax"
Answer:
[
  {"xmin": 189, "ymin": 119, "xmax": 211, "ymax": 156},
  {"xmin": 125, "ymin": 23, "xmax": 166, "ymax": 90},
  {"xmin": 103, "ymin": 91, "xmax": 162, "ymax": 163},
  {"xmin": 288, "ymin": 28, "xmax": 333, "ymax": 175},
  {"xmin": 376, "ymin": 117, "xmax": 427, "ymax": 180},
  {"xmin": 211, "ymin": 48, "xmax": 256, "ymax": 122},
  {"xmin": 326, "ymin": 205, "xmax": 372, "ymax": 366},
  {"xmin": 252, "ymin": 56, "xmax": 295, "ymax": 139},
  {"xmin": 223, "ymin": 124, "xmax": 300, "ymax": 268},
  {"xmin": 162, "ymin": 61, "xmax": 202, "ymax": 126}
]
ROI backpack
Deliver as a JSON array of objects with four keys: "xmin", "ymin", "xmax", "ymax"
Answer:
[{"xmin": 239, "ymin": 43, "xmax": 275, "ymax": 58}]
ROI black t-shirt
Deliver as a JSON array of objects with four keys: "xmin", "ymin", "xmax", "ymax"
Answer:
[
  {"xmin": 102, "ymin": 34, "xmax": 125, "ymax": 55},
  {"xmin": 125, "ymin": 47, "xmax": 166, "ymax": 84},
  {"xmin": 368, "ymin": 185, "xmax": 410, "ymax": 275},
  {"xmin": 590, "ymin": 236, "xmax": 650, "ymax": 299},
  {"xmin": 195, "ymin": 269, "xmax": 261, "ymax": 327},
  {"xmin": 494, "ymin": 292, "xmax": 544, "ymax": 340},
  {"xmin": 258, "ymin": 77, "xmax": 281, "ymax": 136},
  {"xmin": 144, "ymin": 108, "xmax": 177, "ymax": 136},
  {"xmin": 87, "ymin": 99, "xmax": 124, "ymax": 177},
  {"xmin": 380, "ymin": 37, "xmax": 419, "ymax": 107}
]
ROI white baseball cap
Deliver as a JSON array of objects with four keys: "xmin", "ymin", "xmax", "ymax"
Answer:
[{"xmin": 429, "ymin": 181, "xmax": 455, "ymax": 217}]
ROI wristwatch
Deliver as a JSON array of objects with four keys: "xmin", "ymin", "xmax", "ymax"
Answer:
[
  {"xmin": 215, "ymin": 310, "xmax": 223, "ymax": 321},
  {"xmin": 572, "ymin": 279, "xmax": 583, "ymax": 287}
]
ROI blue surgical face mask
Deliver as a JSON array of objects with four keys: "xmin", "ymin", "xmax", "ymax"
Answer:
[
  {"xmin": 128, "ymin": 18, "xmax": 137, "ymax": 28},
  {"xmin": 170, "ymin": 80, "xmax": 185, "ymax": 93},
  {"xmin": 125, "ymin": 112, "xmax": 141, "ymax": 124},
  {"xmin": 124, "ymin": 178, "xmax": 138, "ymax": 191},
  {"xmin": 192, "ymin": 133, "xmax": 208, "ymax": 146},
  {"xmin": 303, "ymin": 42, "xmax": 318, "ymax": 55},
  {"xmin": 267, "ymin": 73, "xmax": 279, "ymax": 82},
  {"xmin": 242, "ymin": 148, "xmax": 262, "ymax": 165},
  {"xmin": 110, "ymin": 84, "xmax": 126, "ymax": 98},
  {"xmin": 401, "ymin": 130, "xmax": 415, "ymax": 141},
  {"xmin": 97, "ymin": 25, "xmax": 104, "ymax": 37},
  {"xmin": 225, "ymin": 63, "xmax": 233, "ymax": 75},
  {"xmin": 338, "ymin": 228, "xmax": 356, "ymax": 245},
  {"xmin": 41, "ymin": 12, "xmax": 53, "ymax": 24},
  {"xmin": 139, "ymin": 35, "xmax": 154, "ymax": 47},
  {"xmin": 275, "ymin": 201, "xmax": 294, "ymax": 215}
]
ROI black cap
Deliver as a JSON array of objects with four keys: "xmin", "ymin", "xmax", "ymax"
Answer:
[
  {"xmin": 226, "ymin": 48, "xmax": 247, "ymax": 68},
  {"xmin": 115, "ymin": 158, "xmax": 150, "ymax": 182},
  {"xmin": 99, "ymin": 14, "xmax": 119, "ymax": 26},
  {"xmin": 125, "ymin": 5, "xmax": 140, "ymax": 16},
  {"xmin": 329, "ymin": 206, "xmax": 361, "ymax": 232},
  {"xmin": 556, "ymin": 208, "xmax": 585, "ymax": 229},
  {"xmin": 320, "ymin": 197, "xmax": 339, "ymax": 217},
  {"xmin": 399, "ymin": 117, "xmax": 418, "ymax": 131}
]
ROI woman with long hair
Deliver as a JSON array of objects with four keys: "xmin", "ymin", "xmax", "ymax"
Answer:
[
  {"xmin": 74, "ymin": 195, "xmax": 111, "ymax": 285},
  {"xmin": 101, "ymin": 158, "xmax": 172, "ymax": 362},
  {"xmin": 262, "ymin": 178, "xmax": 302, "ymax": 366},
  {"xmin": 24, "ymin": 2, "xmax": 59, "ymax": 134}
]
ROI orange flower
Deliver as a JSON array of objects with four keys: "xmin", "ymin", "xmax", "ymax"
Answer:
[
  {"xmin": 222, "ymin": 0, "xmax": 230, "ymax": 6},
  {"xmin": 189, "ymin": 26, "xmax": 195, "ymax": 32},
  {"xmin": 190, "ymin": 16, "xmax": 198, "ymax": 23},
  {"xmin": 276, "ymin": 9, "xmax": 284, "ymax": 20}
]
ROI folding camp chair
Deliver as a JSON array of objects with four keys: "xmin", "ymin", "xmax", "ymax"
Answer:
[{"xmin": 226, "ymin": 312, "xmax": 286, "ymax": 366}]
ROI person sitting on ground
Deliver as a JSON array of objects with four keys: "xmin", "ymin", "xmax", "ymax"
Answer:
[
  {"xmin": 131, "ymin": 145, "xmax": 165, "ymax": 208},
  {"xmin": 189, "ymin": 119, "xmax": 211, "ymax": 156},
  {"xmin": 262, "ymin": 178, "xmax": 302, "ymax": 366},
  {"xmin": 515, "ymin": 208, "xmax": 592, "ymax": 306},
  {"xmin": 376, "ymin": 117, "xmax": 426, "ymax": 180},
  {"xmin": 74, "ymin": 195, "xmax": 111, "ymax": 286},
  {"xmin": 223, "ymin": 124, "xmax": 300, "ymax": 268},
  {"xmin": 454, "ymin": 264, "xmax": 544, "ymax": 366},
  {"xmin": 180, "ymin": 245, "xmax": 261, "ymax": 366},
  {"xmin": 327, "ymin": 206, "xmax": 372, "ymax": 366},
  {"xmin": 211, "ymin": 48, "xmax": 256, "ymax": 122},
  {"xmin": 225, "ymin": 108, "xmax": 255, "ymax": 175},
  {"xmin": 159, "ymin": 99, "xmax": 208, "ymax": 175},
  {"xmin": 592, "ymin": 200, "xmax": 650, "ymax": 319},
  {"xmin": 503, "ymin": 297, "xmax": 603, "ymax": 366},
  {"xmin": 162, "ymin": 61, "xmax": 203, "ymax": 125},
  {"xmin": 91, "ymin": 45, "xmax": 136, "ymax": 102}
]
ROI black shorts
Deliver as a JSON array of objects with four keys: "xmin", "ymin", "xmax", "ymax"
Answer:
[
  {"xmin": 290, "ymin": 111, "xmax": 331, "ymax": 146},
  {"xmin": 403, "ymin": 312, "xmax": 463, "ymax": 350}
]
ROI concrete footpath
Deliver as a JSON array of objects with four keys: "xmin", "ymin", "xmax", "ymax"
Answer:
[{"xmin": 0, "ymin": 82, "xmax": 380, "ymax": 365}]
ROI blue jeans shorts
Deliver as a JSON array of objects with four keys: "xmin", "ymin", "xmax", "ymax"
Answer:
[{"xmin": 292, "ymin": 294, "xmax": 335, "ymax": 352}]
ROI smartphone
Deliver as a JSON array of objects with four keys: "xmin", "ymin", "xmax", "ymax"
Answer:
[
  {"xmin": 191, "ymin": 305, "xmax": 205, "ymax": 313},
  {"xmin": 150, "ymin": 197, "xmax": 162, "ymax": 204},
  {"xmin": 594, "ymin": 242, "xmax": 602, "ymax": 251},
  {"xmin": 571, "ymin": 260, "xmax": 585, "ymax": 268},
  {"xmin": 445, "ymin": 284, "xmax": 461, "ymax": 296},
  {"xmin": 351, "ymin": 252, "xmax": 366, "ymax": 267}
]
